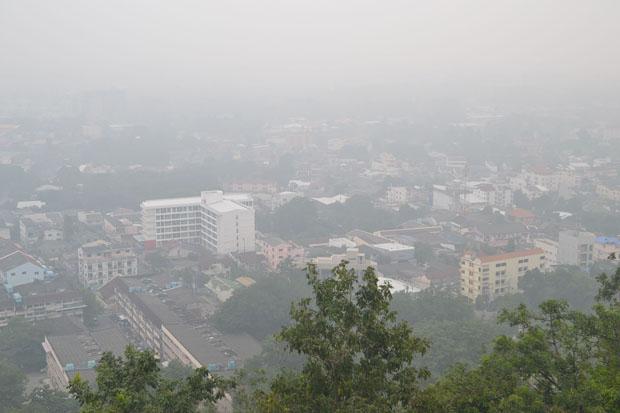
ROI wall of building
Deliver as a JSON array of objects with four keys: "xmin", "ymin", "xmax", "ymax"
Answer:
[
  {"xmin": 42, "ymin": 338, "xmax": 69, "ymax": 391},
  {"xmin": 460, "ymin": 249, "xmax": 546, "ymax": 302},
  {"xmin": 2, "ymin": 261, "xmax": 46, "ymax": 288},
  {"xmin": 78, "ymin": 246, "xmax": 138, "ymax": 288},
  {"xmin": 141, "ymin": 191, "xmax": 255, "ymax": 255},
  {"xmin": 558, "ymin": 231, "xmax": 594, "ymax": 267}
]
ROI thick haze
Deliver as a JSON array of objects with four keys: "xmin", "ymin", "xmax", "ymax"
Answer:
[{"xmin": 2, "ymin": 0, "xmax": 620, "ymax": 98}]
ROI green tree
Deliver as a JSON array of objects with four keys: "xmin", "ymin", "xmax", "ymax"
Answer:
[
  {"xmin": 270, "ymin": 198, "xmax": 320, "ymax": 240},
  {"xmin": 0, "ymin": 359, "xmax": 26, "ymax": 412},
  {"xmin": 414, "ymin": 242, "xmax": 433, "ymax": 265},
  {"xmin": 414, "ymin": 319, "xmax": 509, "ymax": 378},
  {"xmin": 0, "ymin": 317, "xmax": 45, "ymax": 372},
  {"xmin": 391, "ymin": 289, "xmax": 474, "ymax": 324},
  {"xmin": 417, "ymin": 266, "xmax": 620, "ymax": 412},
  {"xmin": 145, "ymin": 251, "xmax": 171, "ymax": 271},
  {"xmin": 391, "ymin": 290, "xmax": 509, "ymax": 377},
  {"xmin": 161, "ymin": 359, "xmax": 193, "ymax": 381},
  {"xmin": 16, "ymin": 386, "xmax": 79, "ymax": 413},
  {"xmin": 489, "ymin": 267, "xmax": 598, "ymax": 312},
  {"xmin": 81, "ymin": 289, "xmax": 103, "ymax": 329},
  {"xmin": 253, "ymin": 263, "xmax": 430, "ymax": 412},
  {"xmin": 68, "ymin": 346, "xmax": 230, "ymax": 413},
  {"xmin": 212, "ymin": 272, "xmax": 311, "ymax": 340}
]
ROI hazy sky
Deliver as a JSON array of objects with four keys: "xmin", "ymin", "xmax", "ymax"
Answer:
[{"xmin": 1, "ymin": 0, "xmax": 619, "ymax": 98}]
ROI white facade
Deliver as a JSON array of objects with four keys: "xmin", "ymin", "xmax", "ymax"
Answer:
[
  {"xmin": 271, "ymin": 191, "xmax": 301, "ymax": 210},
  {"xmin": 522, "ymin": 169, "xmax": 580, "ymax": 193},
  {"xmin": 311, "ymin": 248, "xmax": 375, "ymax": 275},
  {"xmin": 19, "ymin": 213, "xmax": 64, "ymax": 245},
  {"xmin": 141, "ymin": 191, "xmax": 255, "ymax": 255},
  {"xmin": 1, "ymin": 259, "xmax": 47, "ymax": 288},
  {"xmin": 432, "ymin": 185, "xmax": 456, "ymax": 210},
  {"xmin": 534, "ymin": 238, "xmax": 559, "ymax": 270},
  {"xmin": 558, "ymin": 230, "xmax": 595, "ymax": 267},
  {"xmin": 141, "ymin": 197, "xmax": 202, "ymax": 247},
  {"xmin": 386, "ymin": 186, "xmax": 409, "ymax": 206},
  {"xmin": 78, "ymin": 240, "xmax": 138, "ymax": 289}
]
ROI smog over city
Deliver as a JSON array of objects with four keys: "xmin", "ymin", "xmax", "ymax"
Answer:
[{"xmin": 0, "ymin": 2, "xmax": 619, "ymax": 412}]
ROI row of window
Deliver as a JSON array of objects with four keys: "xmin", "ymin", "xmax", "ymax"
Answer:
[
  {"xmin": 155, "ymin": 206, "xmax": 200, "ymax": 214},
  {"xmin": 8, "ymin": 270, "xmax": 41, "ymax": 277}
]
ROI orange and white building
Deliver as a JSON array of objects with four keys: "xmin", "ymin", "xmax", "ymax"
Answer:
[{"xmin": 460, "ymin": 248, "xmax": 547, "ymax": 302}]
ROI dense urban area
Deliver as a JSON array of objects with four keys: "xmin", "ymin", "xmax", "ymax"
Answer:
[
  {"xmin": 0, "ymin": 90, "xmax": 619, "ymax": 412},
  {"xmin": 2, "ymin": 1, "xmax": 620, "ymax": 412}
]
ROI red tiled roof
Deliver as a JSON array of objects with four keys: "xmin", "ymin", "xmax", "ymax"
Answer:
[
  {"xmin": 530, "ymin": 165, "xmax": 553, "ymax": 175},
  {"xmin": 510, "ymin": 208, "xmax": 536, "ymax": 219}
]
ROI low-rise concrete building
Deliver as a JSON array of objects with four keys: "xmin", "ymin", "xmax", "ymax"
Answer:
[
  {"xmin": 99, "ymin": 277, "xmax": 261, "ymax": 372},
  {"xmin": 78, "ymin": 240, "xmax": 138, "ymax": 289},
  {"xmin": 0, "ymin": 277, "xmax": 84, "ymax": 327},
  {"xmin": 593, "ymin": 236, "xmax": 620, "ymax": 261},
  {"xmin": 310, "ymin": 248, "xmax": 375, "ymax": 276},
  {"xmin": 0, "ymin": 249, "xmax": 51, "ymax": 291},
  {"xmin": 43, "ymin": 318, "xmax": 129, "ymax": 391},
  {"xmin": 19, "ymin": 212, "xmax": 64, "ymax": 245},
  {"xmin": 256, "ymin": 233, "xmax": 305, "ymax": 270}
]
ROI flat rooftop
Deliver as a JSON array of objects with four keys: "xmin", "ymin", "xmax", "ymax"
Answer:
[
  {"xmin": 45, "ymin": 317, "xmax": 129, "ymax": 384},
  {"xmin": 478, "ymin": 248, "xmax": 545, "ymax": 264},
  {"xmin": 372, "ymin": 243, "xmax": 415, "ymax": 252},
  {"xmin": 206, "ymin": 199, "xmax": 247, "ymax": 213},
  {"xmin": 141, "ymin": 197, "xmax": 201, "ymax": 209}
]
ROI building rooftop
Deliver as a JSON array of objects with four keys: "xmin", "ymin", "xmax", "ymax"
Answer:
[
  {"xmin": 509, "ymin": 208, "xmax": 536, "ymax": 219},
  {"xmin": 80, "ymin": 240, "xmax": 134, "ymax": 256},
  {"xmin": 206, "ymin": 199, "xmax": 247, "ymax": 214},
  {"xmin": 44, "ymin": 317, "xmax": 129, "ymax": 384},
  {"xmin": 347, "ymin": 230, "xmax": 391, "ymax": 245},
  {"xmin": 595, "ymin": 236, "xmax": 620, "ymax": 246},
  {"xmin": 100, "ymin": 276, "xmax": 261, "ymax": 369},
  {"xmin": 477, "ymin": 248, "xmax": 545, "ymax": 264},
  {"xmin": 0, "ymin": 240, "xmax": 21, "ymax": 257},
  {"xmin": 141, "ymin": 197, "xmax": 201, "ymax": 209},
  {"xmin": 235, "ymin": 276, "xmax": 256, "ymax": 288},
  {"xmin": 0, "ymin": 277, "xmax": 82, "ymax": 310},
  {"xmin": 0, "ymin": 251, "xmax": 39, "ymax": 272},
  {"xmin": 223, "ymin": 193, "xmax": 253, "ymax": 202},
  {"xmin": 372, "ymin": 243, "xmax": 415, "ymax": 252},
  {"xmin": 259, "ymin": 234, "xmax": 287, "ymax": 247},
  {"xmin": 312, "ymin": 194, "xmax": 349, "ymax": 205}
]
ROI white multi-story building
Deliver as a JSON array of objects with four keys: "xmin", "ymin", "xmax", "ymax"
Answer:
[
  {"xmin": 385, "ymin": 186, "xmax": 409, "ymax": 206},
  {"xmin": 470, "ymin": 183, "xmax": 513, "ymax": 208},
  {"xmin": 558, "ymin": 230, "xmax": 595, "ymax": 268},
  {"xmin": 141, "ymin": 191, "xmax": 255, "ymax": 255},
  {"xmin": 432, "ymin": 185, "xmax": 457, "ymax": 210},
  {"xmin": 78, "ymin": 240, "xmax": 138, "ymax": 289},
  {"xmin": 523, "ymin": 168, "xmax": 580, "ymax": 193}
]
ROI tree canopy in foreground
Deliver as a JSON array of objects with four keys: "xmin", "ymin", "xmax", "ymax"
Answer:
[
  {"xmin": 415, "ymin": 266, "xmax": 620, "ymax": 412},
  {"xmin": 250, "ymin": 262, "xmax": 430, "ymax": 412},
  {"xmin": 68, "ymin": 346, "xmax": 231, "ymax": 413}
]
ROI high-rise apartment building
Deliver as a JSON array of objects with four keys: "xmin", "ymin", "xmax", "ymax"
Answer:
[
  {"xmin": 141, "ymin": 191, "xmax": 255, "ymax": 254},
  {"xmin": 460, "ymin": 248, "xmax": 546, "ymax": 302}
]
